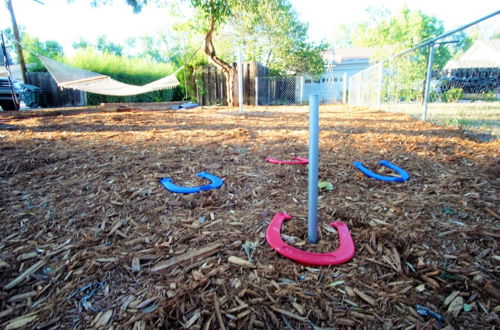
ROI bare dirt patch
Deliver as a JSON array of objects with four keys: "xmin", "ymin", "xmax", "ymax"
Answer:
[{"xmin": 0, "ymin": 105, "xmax": 498, "ymax": 328}]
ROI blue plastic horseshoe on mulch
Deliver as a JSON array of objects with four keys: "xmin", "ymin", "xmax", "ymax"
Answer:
[
  {"xmin": 353, "ymin": 160, "xmax": 410, "ymax": 182},
  {"xmin": 160, "ymin": 171, "xmax": 224, "ymax": 194}
]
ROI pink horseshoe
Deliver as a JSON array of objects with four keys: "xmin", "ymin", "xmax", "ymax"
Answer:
[
  {"xmin": 266, "ymin": 212, "xmax": 355, "ymax": 266},
  {"xmin": 266, "ymin": 156, "xmax": 309, "ymax": 165}
]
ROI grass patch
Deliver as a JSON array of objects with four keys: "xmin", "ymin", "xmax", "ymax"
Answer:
[{"xmin": 380, "ymin": 102, "xmax": 500, "ymax": 138}]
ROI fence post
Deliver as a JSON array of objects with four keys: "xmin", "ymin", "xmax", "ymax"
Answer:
[
  {"xmin": 196, "ymin": 79, "xmax": 200, "ymax": 105},
  {"xmin": 357, "ymin": 74, "xmax": 362, "ymax": 105},
  {"xmin": 422, "ymin": 42, "xmax": 435, "ymax": 121},
  {"xmin": 255, "ymin": 77, "xmax": 259, "ymax": 106},
  {"xmin": 220, "ymin": 70, "xmax": 225, "ymax": 104},
  {"xmin": 299, "ymin": 76, "xmax": 305, "ymax": 104},
  {"xmin": 238, "ymin": 49, "xmax": 243, "ymax": 112},
  {"xmin": 342, "ymin": 72, "xmax": 347, "ymax": 104},
  {"xmin": 376, "ymin": 63, "xmax": 382, "ymax": 106}
]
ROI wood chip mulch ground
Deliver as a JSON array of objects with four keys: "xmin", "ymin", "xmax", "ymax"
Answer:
[{"xmin": 0, "ymin": 105, "xmax": 499, "ymax": 329}]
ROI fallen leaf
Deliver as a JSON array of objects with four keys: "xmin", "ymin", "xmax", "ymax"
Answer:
[
  {"xmin": 463, "ymin": 303, "xmax": 474, "ymax": 312},
  {"xmin": 94, "ymin": 310, "xmax": 113, "ymax": 328},
  {"xmin": 318, "ymin": 181, "xmax": 334, "ymax": 191},
  {"xmin": 415, "ymin": 284, "xmax": 426, "ymax": 292}
]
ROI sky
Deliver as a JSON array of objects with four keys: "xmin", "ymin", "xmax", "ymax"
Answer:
[{"xmin": 1, "ymin": 0, "xmax": 499, "ymax": 56}]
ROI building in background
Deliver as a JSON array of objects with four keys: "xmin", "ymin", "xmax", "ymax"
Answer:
[
  {"xmin": 440, "ymin": 39, "xmax": 500, "ymax": 96},
  {"xmin": 296, "ymin": 47, "xmax": 375, "ymax": 104}
]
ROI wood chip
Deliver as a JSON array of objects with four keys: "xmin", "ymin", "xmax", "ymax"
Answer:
[
  {"xmin": 5, "ymin": 314, "xmax": 38, "ymax": 330},
  {"xmin": 444, "ymin": 291, "xmax": 461, "ymax": 306},
  {"xmin": 150, "ymin": 243, "xmax": 222, "ymax": 273},
  {"xmin": 269, "ymin": 306, "xmax": 307, "ymax": 322},
  {"xmin": 183, "ymin": 310, "xmax": 200, "ymax": 328},
  {"xmin": 7, "ymin": 291, "xmax": 37, "ymax": 303},
  {"xmin": 213, "ymin": 294, "xmax": 226, "ymax": 330},
  {"xmin": 1, "ymin": 105, "xmax": 498, "ymax": 328},
  {"xmin": 353, "ymin": 288, "xmax": 376, "ymax": 305},
  {"xmin": 228, "ymin": 256, "xmax": 256, "ymax": 268},
  {"xmin": 4, "ymin": 260, "xmax": 46, "ymax": 290},
  {"xmin": 447, "ymin": 296, "xmax": 464, "ymax": 317},
  {"xmin": 131, "ymin": 257, "xmax": 141, "ymax": 272},
  {"xmin": 93, "ymin": 310, "xmax": 113, "ymax": 328}
]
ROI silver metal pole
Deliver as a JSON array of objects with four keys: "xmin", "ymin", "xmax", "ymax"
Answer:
[
  {"xmin": 238, "ymin": 49, "xmax": 243, "ymax": 112},
  {"xmin": 308, "ymin": 94, "xmax": 319, "ymax": 243},
  {"xmin": 422, "ymin": 42, "xmax": 435, "ymax": 121}
]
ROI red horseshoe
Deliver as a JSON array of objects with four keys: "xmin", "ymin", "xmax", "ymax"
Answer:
[
  {"xmin": 266, "ymin": 212, "xmax": 355, "ymax": 266},
  {"xmin": 266, "ymin": 156, "xmax": 309, "ymax": 165}
]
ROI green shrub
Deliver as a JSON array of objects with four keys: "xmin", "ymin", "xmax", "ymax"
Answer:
[
  {"xmin": 443, "ymin": 88, "xmax": 463, "ymax": 103},
  {"xmin": 66, "ymin": 48, "xmax": 182, "ymax": 105},
  {"xmin": 482, "ymin": 91, "xmax": 496, "ymax": 102},
  {"xmin": 462, "ymin": 92, "xmax": 497, "ymax": 102}
]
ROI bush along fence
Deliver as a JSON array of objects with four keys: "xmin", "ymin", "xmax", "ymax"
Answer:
[{"xmin": 349, "ymin": 11, "xmax": 500, "ymax": 137}]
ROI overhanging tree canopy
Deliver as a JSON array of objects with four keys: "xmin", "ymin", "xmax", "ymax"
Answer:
[{"xmin": 118, "ymin": 0, "xmax": 325, "ymax": 106}]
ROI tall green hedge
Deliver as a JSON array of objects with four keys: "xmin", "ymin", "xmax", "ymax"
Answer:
[{"xmin": 67, "ymin": 48, "xmax": 183, "ymax": 105}]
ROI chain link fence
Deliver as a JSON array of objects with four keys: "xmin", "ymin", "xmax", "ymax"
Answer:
[
  {"xmin": 256, "ymin": 72, "xmax": 346, "ymax": 106},
  {"xmin": 348, "ymin": 63, "xmax": 382, "ymax": 106},
  {"xmin": 349, "ymin": 12, "xmax": 500, "ymax": 139}
]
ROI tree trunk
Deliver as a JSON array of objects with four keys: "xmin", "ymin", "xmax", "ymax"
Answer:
[
  {"xmin": 203, "ymin": 16, "xmax": 237, "ymax": 106},
  {"xmin": 6, "ymin": 0, "xmax": 27, "ymax": 83}
]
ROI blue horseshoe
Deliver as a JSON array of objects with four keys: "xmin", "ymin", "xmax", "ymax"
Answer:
[
  {"xmin": 353, "ymin": 160, "xmax": 410, "ymax": 182},
  {"xmin": 160, "ymin": 171, "xmax": 224, "ymax": 194}
]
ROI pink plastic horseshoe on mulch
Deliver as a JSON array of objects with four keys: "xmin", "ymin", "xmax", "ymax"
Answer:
[
  {"xmin": 266, "ymin": 212, "xmax": 355, "ymax": 266},
  {"xmin": 265, "ymin": 156, "xmax": 309, "ymax": 165}
]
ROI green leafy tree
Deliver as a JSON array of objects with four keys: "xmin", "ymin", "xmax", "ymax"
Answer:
[
  {"xmin": 72, "ymin": 37, "xmax": 91, "ymax": 50},
  {"xmin": 96, "ymin": 36, "xmax": 124, "ymax": 56},
  {"xmin": 330, "ymin": 24, "xmax": 354, "ymax": 48},
  {"xmin": 352, "ymin": 7, "xmax": 448, "ymax": 62},
  {"xmin": 72, "ymin": 36, "xmax": 124, "ymax": 56},
  {"xmin": 229, "ymin": 0, "xmax": 326, "ymax": 75},
  {"xmin": 110, "ymin": 0, "xmax": 323, "ymax": 106},
  {"xmin": 18, "ymin": 34, "xmax": 64, "ymax": 72},
  {"xmin": 347, "ymin": 7, "xmax": 473, "ymax": 101},
  {"xmin": 136, "ymin": 36, "xmax": 166, "ymax": 62},
  {"xmin": 0, "ymin": 27, "xmax": 20, "ymax": 65}
]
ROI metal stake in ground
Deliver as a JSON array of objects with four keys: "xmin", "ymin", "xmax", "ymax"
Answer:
[
  {"xmin": 308, "ymin": 94, "xmax": 319, "ymax": 243},
  {"xmin": 266, "ymin": 94, "xmax": 355, "ymax": 266}
]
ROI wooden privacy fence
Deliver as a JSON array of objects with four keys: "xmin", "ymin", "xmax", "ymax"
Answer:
[
  {"xmin": 26, "ymin": 72, "xmax": 86, "ymax": 108},
  {"xmin": 198, "ymin": 66, "xmax": 226, "ymax": 106},
  {"xmin": 198, "ymin": 61, "xmax": 268, "ymax": 106}
]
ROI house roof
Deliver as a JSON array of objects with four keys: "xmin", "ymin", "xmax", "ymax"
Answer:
[
  {"xmin": 322, "ymin": 47, "xmax": 375, "ymax": 64},
  {"xmin": 444, "ymin": 39, "xmax": 500, "ymax": 69}
]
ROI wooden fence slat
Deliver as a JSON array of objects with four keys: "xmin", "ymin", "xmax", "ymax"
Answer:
[
  {"xmin": 26, "ymin": 72, "xmax": 86, "ymax": 108},
  {"xmin": 198, "ymin": 61, "xmax": 262, "ymax": 106}
]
